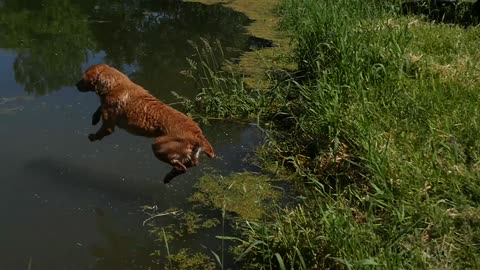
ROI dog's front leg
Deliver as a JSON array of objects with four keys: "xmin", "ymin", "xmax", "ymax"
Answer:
[
  {"xmin": 88, "ymin": 110, "xmax": 115, "ymax": 142},
  {"xmin": 91, "ymin": 106, "xmax": 102, "ymax": 126}
]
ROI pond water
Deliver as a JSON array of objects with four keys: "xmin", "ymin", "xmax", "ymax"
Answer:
[{"xmin": 0, "ymin": 0, "xmax": 265, "ymax": 269}]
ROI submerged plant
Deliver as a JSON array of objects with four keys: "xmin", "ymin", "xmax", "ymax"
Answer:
[{"xmin": 190, "ymin": 172, "xmax": 282, "ymax": 221}]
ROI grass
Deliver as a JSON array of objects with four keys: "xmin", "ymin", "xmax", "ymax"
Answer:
[
  {"xmin": 176, "ymin": 38, "xmax": 291, "ymax": 121},
  {"xmin": 172, "ymin": 0, "xmax": 480, "ymax": 269},
  {"xmin": 186, "ymin": 0, "xmax": 294, "ymax": 89}
]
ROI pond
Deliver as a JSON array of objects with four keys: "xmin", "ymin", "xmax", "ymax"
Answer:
[{"xmin": 0, "ymin": 0, "xmax": 268, "ymax": 269}]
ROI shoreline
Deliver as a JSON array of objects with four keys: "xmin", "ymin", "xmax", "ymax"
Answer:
[{"xmin": 186, "ymin": 0, "xmax": 294, "ymax": 88}]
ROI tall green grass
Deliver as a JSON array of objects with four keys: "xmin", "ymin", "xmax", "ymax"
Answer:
[
  {"xmin": 179, "ymin": 0, "xmax": 480, "ymax": 269},
  {"xmin": 175, "ymin": 38, "xmax": 268, "ymax": 120}
]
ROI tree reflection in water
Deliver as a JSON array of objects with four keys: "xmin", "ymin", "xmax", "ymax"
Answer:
[
  {"xmin": 0, "ymin": 2, "xmax": 252, "ymax": 268},
  {"xmin": 0, "ymin": 0, "xmax": 250, "ymax": 97}
]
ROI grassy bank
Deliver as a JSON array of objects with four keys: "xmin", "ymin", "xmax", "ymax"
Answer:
[
  {"xmin": 178, "ymin": 0, "xmax": 480, "ymax": 269},
  {"xmin": 187, "ymin": 0, "xmax": 293, "ymax": 88}
]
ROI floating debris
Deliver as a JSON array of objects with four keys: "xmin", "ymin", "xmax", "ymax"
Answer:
[{"xmin": 0, "ymin": 106, "xmax": 24, "ymax": 115}]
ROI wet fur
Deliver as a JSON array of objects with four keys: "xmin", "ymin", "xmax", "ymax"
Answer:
[{"xmin": 77, "ymin": 64, "xmax": 215, "ymax": 183}]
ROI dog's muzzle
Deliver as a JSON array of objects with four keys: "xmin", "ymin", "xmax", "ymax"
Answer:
[{"xmin": 76, "ymin": 80, "xmax": 88, "ymax": 92}]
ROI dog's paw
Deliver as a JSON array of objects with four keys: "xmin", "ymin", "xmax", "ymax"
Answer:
[
  {"xmin": 163, "ymin": 177, "xmax": 171, "ymax": 184},
  {"xmin": 88, "ymin": 134, "xmax": 97, "ymax": 142}
]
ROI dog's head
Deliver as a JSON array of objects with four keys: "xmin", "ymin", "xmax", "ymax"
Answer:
[{"xmin": 76, "ymin": 64, "xmax": 119, "ymax": 94}]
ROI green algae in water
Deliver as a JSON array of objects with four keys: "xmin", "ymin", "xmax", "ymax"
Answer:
[
  {"xmin": 190, "ymin": 172, "xmax": 282, "ymax": 220},
  {"xmin": 146, "ymin": 210, "xmax": 220, "ymax": 240},
  {"xmin": 172, "ymin": 211, "xmax": 220, "ymax": 236},
  {"xmin": 165, "ymin": 249, "xmax": 216, "ymax": 270},
  {"xmin": 147, "ymin": 171, "xmax": 282, "ymax": 267}
]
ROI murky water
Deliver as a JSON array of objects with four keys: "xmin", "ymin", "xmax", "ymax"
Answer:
[{"xmin": 0, "ymin": 0, "xmax": 264, "ymax": 269}]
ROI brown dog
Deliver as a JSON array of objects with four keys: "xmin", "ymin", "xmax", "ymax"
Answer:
[{"xmin": 76, "ymin": 64, "xmax": 214, "ymax": 183}]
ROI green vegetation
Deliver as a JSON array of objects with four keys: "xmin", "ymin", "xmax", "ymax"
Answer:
[
  {"xmin": 187, "ymin": 0, "xmax": 294, "ymax": 89},
  {"xmin": 165, "ymin": 249, "xmax": 217, "ymax": 270},
  {"xmin": 180, "ymin": 0, "xmax": 480, "ymax": 269},
  {"xmin": 190, "ymin": 172, "xmax": 282, "ymax": 221},
  {"xmin": 145, "ymin": 172, "xmax": 282, "ymax": 269}
]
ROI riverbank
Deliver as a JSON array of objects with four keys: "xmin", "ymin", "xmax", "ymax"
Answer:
[
  {"xmin": 187, "ymin": 0, "xmax": 293, "ymax": 88},
  {"xmin": 180, "ymin": 0, "xmax": 480, "ymax": 269}
]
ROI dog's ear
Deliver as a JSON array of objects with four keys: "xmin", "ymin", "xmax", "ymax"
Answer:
[{"xmin": 95, "ymin": 68, "xmax": 118, "ymax": 94}]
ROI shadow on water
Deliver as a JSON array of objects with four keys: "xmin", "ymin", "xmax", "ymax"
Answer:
[
  {"xmin": 24, "ymin": 157, "xmax": 164, "ymax": 203},
  {"xmin": 89, "ymin": 206, "xmax": 162, "ymax": 270},
  {"xmin": 20, "ymin": 158, "xmax": 167, "ymax": 269}
]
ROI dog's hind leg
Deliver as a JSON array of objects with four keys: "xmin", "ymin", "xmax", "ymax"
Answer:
[
  {"xmin": 163, "ymin": 162, "xmax": 187, "ymax": 184},
  {"xmin": 198, "ymin": 135, "xmax": 215, "ymax": 158},
  {"xmin": 151, "ymin": 136, "xmax": 195, "ymax": 183}
]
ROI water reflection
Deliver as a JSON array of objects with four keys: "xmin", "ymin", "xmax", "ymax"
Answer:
[
  {"xmin": 0, "ymin": 0, "xmax": 91, "ymax": 95},
  {"xmin": 0, "ymin": 0, "xmax": 250, "ymax": 96},
  {"xmin": 0, "ymin": 1, "xmax": 259, "ymax": 269}
]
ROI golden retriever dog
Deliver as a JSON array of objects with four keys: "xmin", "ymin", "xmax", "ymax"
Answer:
[{"xmin": 76, "ymin": 64, "xmax": 215, "ymax": 183}]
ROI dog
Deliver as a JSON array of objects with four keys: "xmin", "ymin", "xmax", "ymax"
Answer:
[{"xmin": 76, "ymin": 64, "xmax": 214, "ymax": 183}]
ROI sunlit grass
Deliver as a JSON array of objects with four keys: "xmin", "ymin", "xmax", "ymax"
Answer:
[{"xmin": 175, "ymin": 0, "xmax": 480, "ymax": 269}]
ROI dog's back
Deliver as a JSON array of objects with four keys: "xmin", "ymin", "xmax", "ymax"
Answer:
[
  {"xmin": 81, "ymin": 64, "xmax": 215, "ymax": 183},
  {"xmin": 105, "ymin": 77, "xmax": 200, "ymax": 138},
  {"xmin": 103, "ymin": 68, "xmax": 215, "ymax": 159}
]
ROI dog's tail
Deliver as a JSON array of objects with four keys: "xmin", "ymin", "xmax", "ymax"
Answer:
[{"xmin": 199, "ymin": 135, "xmax": 215, "ymax": 158}]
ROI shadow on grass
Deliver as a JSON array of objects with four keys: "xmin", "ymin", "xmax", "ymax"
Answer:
[{"xmin": 401, "ymin": 0, "xmax": 480, "ymax": 26}]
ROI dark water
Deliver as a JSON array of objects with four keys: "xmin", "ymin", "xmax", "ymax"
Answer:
[{"xmin": 0, "ymin": 0, "xmax": 263, "ymax": 269}]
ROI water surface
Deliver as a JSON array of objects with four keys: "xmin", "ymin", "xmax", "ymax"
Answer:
[{"xmin": 0, "ymin": 0, "xmax": 263, "ymax": 269}]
